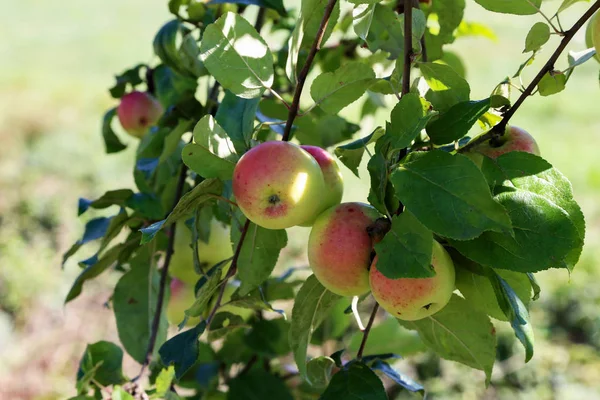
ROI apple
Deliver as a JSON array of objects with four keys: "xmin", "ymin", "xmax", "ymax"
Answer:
[
  {"xmin": 167, "ymin": 278, "xmax": 200, "ymax": 326},
  {"xmin": 307, "ymin": 202, "xmax": 382, "ymax": 296},
  {"xmin": 117, "ymin": 91, "xmax": 163, "ymax": 138},
  {"xmin": 170, "ymin": 218, "xmax": 233, "ymax": 285},
  {"xmin": 588, "ymin": 12, "xmax": 600, "ymax": 62},
  {"xmin": 299, "ymin": 145, "xmax": 344, "ymax": 225},
  {"xmin": 370, "ymin": 240, "xmax": 455, "ymax": 321},
  {"xmin": 232, "ymin": 141, "xmax": 326, "ymax": 230},
  {"xmin": 465, "ymin": 125, "xmax": 540, "ymax": 166}
]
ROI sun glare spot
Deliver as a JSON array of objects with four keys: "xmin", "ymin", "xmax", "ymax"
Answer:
[{"xmin": 290, "ymin": 172, "xmax": 308, "ymax": 203}]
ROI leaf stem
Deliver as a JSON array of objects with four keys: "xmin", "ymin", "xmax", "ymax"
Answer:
[
  {"xmin": 525, "ymin": 0, "xmax": 562, "ymax": 34},
  {"xmin": 458, "ymin": 0, "xmax": 600, "ymax": 153},
  {"xmin": 281, "ymin": 0, "xmax": 339, "ymax": 141},
  {"xmin": 402, "ymin": 0, "xmax": 413, "ymax": 97},
  {"xmin": 356, "ymin": 302, "xmax": 379, "ymax": 360}
]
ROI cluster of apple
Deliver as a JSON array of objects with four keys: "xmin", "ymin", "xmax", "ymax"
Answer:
[{"xmin": 115, "ymin": 90, "xmax": 541, "ymax": 322}]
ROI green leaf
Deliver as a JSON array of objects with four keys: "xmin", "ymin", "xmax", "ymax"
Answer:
[
  {"xmin": 113, "ymin": 251, "xmax": 168, "ymax": 363},
  {"xmin": 227, "ymin": 369, "xmax": 293, "ymax": 400},
  {"xmin": 420, "ymin": 62, "xmax": 470, "ymax": 112},
  {"xmin": 371, "ymin": 360, "xmax": 424, "ymax": 394},
  {"xmin": 489, "ymin": 271, "xmax": 534, "ymax": 362},
  {"xmin": 215, "ymin": 90, "xmax": 260, "ymax": 154},
  {"xmin": 153, "ymin": 65, "xmax": 198, "ymax": 108},
  {"xmin": 311, "ymin": 62, "xmax": 376, "ymax": 114},
  {"xmin": 200, "ymin": 12, "xmax": 274, "ymax": 98},
  {"xmin": 66, "ymin": 242, "xmax": 131, "ymax": 303},
  {"xmin": 450, "ymin": 191, "xmax": 580, "ymax": 272},
  {"xmin": 185, "ymin": 265, "xmax": 223, "ymax": 317},
  {"xmin": 374, "ymin": 212, "xmax": 434, "ymax": 278},
  {"xmin": 474, "ymin": 0, "xmax": 541, "ymax": 15},
  {"xmin": 334, "ymin": 127, "xmax": 385, "ymax": 176},
  {"xmin": 155, "ymin": 366, "xmax": 176, "ymax": 397},
  {"xmin": 390, "ymin": 151, "xmax": 512, "ymax": 240},
  {"xmin": 286, "ymin": 0, "xmax": 340, "ymax": 83},
  {"xmin": 232, "ymin": 219, "xmax": 287, "ymax": 295},
  {"xmin": 140, "ymin": 178, "xmax": 223, "ymax": 244},
  {"xmin": 364, "ymin": 5, "xmax": 403, "ymax": 59},
  {"xmin": 568, "ymin": 48, "xmax": 597, "ymax": 68},
  {"xmin": 159, "ymin": 322, "xmax": 206, "ymax": 379},
  {"xmin": 352, "ymin": 4, "xmax": 376, "ymax": 41},
  {"xmin": 208, "ymin": 312, "xmax": 248, "ymax": 340},
  {"xmin": 245, "ymin": 318, "xmax": 291, "ymax": 357},
  {"xmin": 558, "ymin": 0, "xmax": 590, "ymax": 13},
  {"xmin": 320, "ymin": 362, "xmax": 387, "ymax": 400},
  {"xmin": 434, "ymin": 0, "xmax": 466, "ymax": 43},
  {"xmin": 111, "ymin": 386, "xmax": 135, "ymax": 400},
  {"xmin": 208, "ymin": 0, "xmax": 287, "ymax": 15},
  {"xmin": 366, "ymin": 153, "xmax": 389, "ymax": 214},
  {"xmin": 77, "ymin": 341, "xmax": 126, "ymax": 387},
  {"xmin": 538, "ymin": 71, "xmax": 566, "ymax": 96},
  {"xmin": 455, "ymin": 264, "xmax": 531, "ymax": 321},
  {"xmin": 400, "ymin": 295, "xmax": 496, "ymax": 380},
  {"xmin": 102, "ymin": 108, "xmax": 127, "ymax": 154},
  {"xmin": 78, "ymin": 189, "xmax": 134, "ymax": 215},
  {"xmin": 154, "ymin": 20, "xmax": 196, "ymax": 78},
  {"xmin": 386, "ymin": 93, "xmax": 435, "ymax": 151},
  {"xmin": 426, "ymin": 98, "xmax": 491, "ymax": 145},
  {"xmin": 289, "ymin": 275, "xmax": 342, "ymax": 378},
  {"xmin": 524, "ymin": 22, "xmax": 550, "ymax": 53},
  {"xmin": 306, "ymin": 356, "xmax": 335, "ymax": 388},
  {"xmin": 455, "ymin": 152, "xmax": 584, "ymax": 271},
  {"xmin": 182, "ymin": 119, "xmax": 236, "ymax": 182}
]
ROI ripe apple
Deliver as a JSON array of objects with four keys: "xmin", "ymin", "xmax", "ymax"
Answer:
[
  {"xmin": 169, "ymin": 218, "xmax": 233, "ymax": 285},
  {"xmin": 299, "ymin": 145, "xmax": 343, "ymax": 225},
  {"xmin": 588, "ymin": 12, "xmax": 600, "ymax": 62},
  {"xmin": 167, "ymin": 278, "xmax": 200, "ymax": 326},
  {"xmin": 117, "ymin": 91, "xmax": 163, "ymax": 138},
  {"xmin": 232, "ymin": 141, "xmax": 326, "ymax": 230},
  {"xmin": 370, "ymin": 240, "xmax": 455, "ymax": 321},
  {"xmin": 308, "ymin": 202, "xmax": 382, "ymax": 296},
  {"xmin": 465, "ymin": 125, "xmax": 540, "ymax": 166}
]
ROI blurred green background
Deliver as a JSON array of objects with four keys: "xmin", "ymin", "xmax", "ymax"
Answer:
[{"xmin": 1, "ymin": 0, "xmax": 599, "ymax": 399}]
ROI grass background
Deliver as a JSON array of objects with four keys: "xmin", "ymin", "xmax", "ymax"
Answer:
[{"xmin": 1, "ymin": 0, "xmax": 599, "ymax": 398}]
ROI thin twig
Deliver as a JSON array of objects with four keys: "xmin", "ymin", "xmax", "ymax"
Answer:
[
  {"xmin": 356, "ymin": 303, "xmax": 379, "ymax": 360},
  {"xmin": 459, "ymin": 0, "xmax": 600, "ymax": 153},
  {"xmin": 205, "ymin": 219, "xmax": 251, "ymax": 327},
  {"xmin": 254, "ymin": 7, "xmax": 267, "ymax": 33},
  {"xmin": 524, "ymin": 0, "xmax": 562, "ymax": 34},
  {"xmin": 281, "ymin": 0, "xmax": 339, "ymax": 141},
  {"xmin": 135, "ymin": 162, "xmax": 189, "ymax": 381}
]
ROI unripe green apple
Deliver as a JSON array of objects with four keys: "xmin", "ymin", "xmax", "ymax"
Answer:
[
  {"xmin": 232, "ymin": 141, "xmax": 326, "ymax": 230},
  {"xmin": 167, "ymin": 278, "xmax": 200, "ymax": 326},
  {"xmin": 170, "ymin": 218, "xmax": 233, "ymax": 285},
  {"xmin": 588, "ymin": 12, "xmax": 600, "ymax": 62},
  {"xmin": 299, "ymin": 145, "xmax": 343, "ymax": 226},
  {"xmin": 117, "ymin": 91, "xmax": 163, "ymax": 138},
  {"xmin": 308, "ymin": 202, "xmax": 381, "ymax": 296},
  {"xmin": 370, "ymin": 240, "xmax": 455, "ymax": 321},
  {"xmin": 466, "ymin": 125, "xmax": 540, "ymax": 165}
]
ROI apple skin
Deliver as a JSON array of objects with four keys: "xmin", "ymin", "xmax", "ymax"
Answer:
[
  {"xmin": 117, "ymin": 91, "xmax": 163, "ymax": 138},
  {"xmin": 299, "ymin": 145, "xmax": 344, "ymax": 226},
  {"xmin": 232, "ymin": 141, "xmax": 326, "ymax": 230},
  {"xmin": 308, "ymin": 202, "xmax": 382, "ymax": 296},
  {"xmin": 169, "ymin": 218, "xmax": 233, "ymax": 285},
  {"xmin": 370, "ymin": 240, "xmax": 456, "ymax": 321},
  {"xmin": 167, "ymin": 278, "xmax": 200, "ymax": 327},
  {"xmin": 466, "ymin": 125, "xmax": 540, "ymax": 166},
  {"xmin": 589, "ymin": 12, "xmax": 600, "ymax": 62}
]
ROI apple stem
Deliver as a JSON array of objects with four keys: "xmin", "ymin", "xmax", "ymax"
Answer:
[
  {"xmin": 356, "ymin": 302, "xmax": 380, "ymax": 360},
  {"xmin": 281, "ymin": 0, "xmax": 339, "ymax": 142},
  {"xmin": 458, "ymin": 0, "xmax": 600, "ymax": 154}
]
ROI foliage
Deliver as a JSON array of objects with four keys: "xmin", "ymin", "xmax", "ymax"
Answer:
[{"xmin": 62, "ymin": 0, "xmax": 599, "ymax": 398}]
